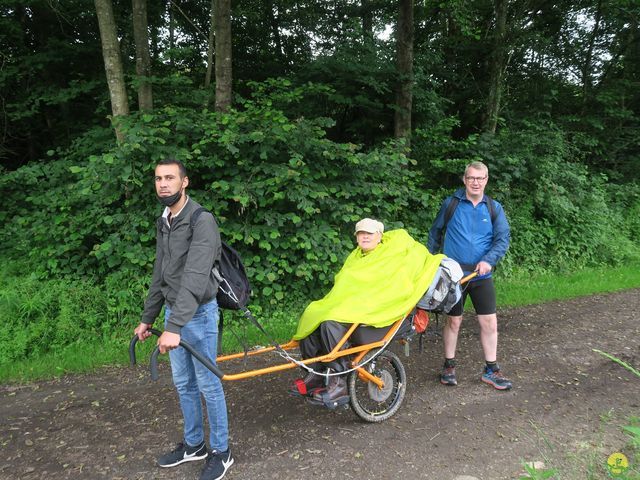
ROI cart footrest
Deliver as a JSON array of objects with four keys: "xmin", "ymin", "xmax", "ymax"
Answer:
[{"xmin": 307, "ymin": 394, "xmax": 350, "ymax": 410}]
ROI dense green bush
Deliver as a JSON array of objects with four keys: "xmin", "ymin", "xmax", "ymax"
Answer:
[
  {"xmin": 411, "ymin": 118, "xmax": 640, "ymax": 275},
  {"xmin": 489, "ymin": 122, "xmax": 640, "ymax": 273},
  {"xmin": 0, "ymin": 80, "xmax": 426, "ymax": 315},
  {"xmin": 2, "ymin": 81, "xmax": 640, "ymax": 366}
]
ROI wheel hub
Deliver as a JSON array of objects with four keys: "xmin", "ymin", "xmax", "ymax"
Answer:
[{"xmin": 367, "ymin": 369, "xmax": 394, "ymax": 402}]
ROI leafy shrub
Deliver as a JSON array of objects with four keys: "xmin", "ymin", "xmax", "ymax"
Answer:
[
  {"xmin": 411, "ymin": 118, "xmax": 640, "ymax": 275},
  {"xmin": 1, "ymin": 82, "xmax": 639, "ymax": 363},
  {"xmin": 0, "ymin": 80, "xmax": 425, "ymax": 309},
  {"xmin": 483, "ymin": 122, "xmax": 639, "ymax": 273}
]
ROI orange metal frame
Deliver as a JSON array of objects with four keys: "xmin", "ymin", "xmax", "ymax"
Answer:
[
  {"xmin": 214, "ymin": 272, "xmax": 478, "ymax": 391},
  {"xmin": 215, "ymin": 316, "xmax": 406, "ymax": 388}
]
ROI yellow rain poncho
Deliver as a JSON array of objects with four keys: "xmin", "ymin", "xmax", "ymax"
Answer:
[{"xmin": 294, "ymin": 229, "xmax": 444, "ymax": 340}]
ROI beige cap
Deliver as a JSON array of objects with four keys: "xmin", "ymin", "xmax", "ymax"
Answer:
[{"xmin": 354, "ymin": 218, "xmax": 384, "ymax": 235}]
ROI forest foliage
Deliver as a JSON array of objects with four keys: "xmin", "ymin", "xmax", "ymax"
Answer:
[{"xmin": 1, "ymin": 0, "xmax": 640, "ymax": 364}]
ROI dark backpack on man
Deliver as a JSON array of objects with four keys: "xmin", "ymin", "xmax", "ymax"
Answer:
[
  {"xmin": 190, "ymin": 207, "xmax": 252, "ymax": 310},
  {"xmin": 443, "ymin": 195, "xmax": 498, "ymax": 229},
  {"xmin": 191, "ymin": 208, "xmax": 283, "ymax": 356}
]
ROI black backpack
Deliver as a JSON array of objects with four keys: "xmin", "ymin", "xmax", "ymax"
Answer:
[{"xmin": 190, "ymin": 208, "xmax": 251, "ymax": 310}]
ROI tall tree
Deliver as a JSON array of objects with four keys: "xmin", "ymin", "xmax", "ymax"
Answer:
[
  {"xmin": 361, "ymin": 0, "xmax": 374, "ymax": 39},
  {"xmin": 168, "ymin": 0, "xmax": 175, "ymax": 67},
  {"xmin": 132, "ymin": 0, "xmax": 153, "ymax": 111},
  {"xmin": 265, "ymin": 0, "xmax": 284, "ymax": 62},
  {"xmin": 95, "ymin": 0, "xmax": 129, "ymax": 141},
  {"xmin": 483, "ymin": 0, "xmax": 508, "ymax": 134},
  {"xmin": 581, "ymin": 0, "xmax": 603, "ymax": 107},
  {"xmin": 205, "ymin": 0, "xmax": 215, "ymax": 89},
  {"xmin": 394, "ymin": 0, "xmax": 414, "ymax": 142},
  {"xmin": 214, "ymin": 0, "xmax": 232, "ymax": 112}
]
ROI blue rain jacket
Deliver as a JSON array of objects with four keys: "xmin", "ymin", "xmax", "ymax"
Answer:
[{"xmin": 427, "ymin": 188, "xmax": 510, "ymax": 280}]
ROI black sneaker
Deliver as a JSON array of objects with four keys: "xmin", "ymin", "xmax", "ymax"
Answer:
[
  {"xmin": 440, "ymin": 365, "xmax": 457, "ymax": 386},
  {"xmin": 157, "ymin": 441, "xmax": 208, "ymax": 468},
  {"xmin": 200, "ymin": 449, "xmax": 234, "ymax": 480}
]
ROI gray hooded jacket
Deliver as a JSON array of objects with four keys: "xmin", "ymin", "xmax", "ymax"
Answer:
[{"xmin": 141, "ymin": 198, "xmax": 221, "ymax": 334}]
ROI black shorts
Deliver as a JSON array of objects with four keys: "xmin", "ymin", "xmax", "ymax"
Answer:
[{"xmin": 448, "ymin": 277, "xmax": 496, "ymax": 316}]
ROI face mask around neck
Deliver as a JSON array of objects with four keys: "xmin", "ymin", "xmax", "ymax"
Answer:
[{"xmin": 157, "ymin": 190, "xmax": 182, "ymax": 207}]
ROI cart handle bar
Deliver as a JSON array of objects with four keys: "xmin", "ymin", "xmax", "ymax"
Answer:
[{"xmin": 129, "ymin": 328, "xmax": 224, "ymax": 380}]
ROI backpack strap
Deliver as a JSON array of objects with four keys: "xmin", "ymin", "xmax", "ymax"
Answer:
[
  {"xmin": 189, "ymin": 206, "xmax": 219, "ymax": 265},
  {"xmin": 486, "ymin": 196, "xmax": 497, "ymax": 223},
  {"xmin": 190, "ymin": 206, "xmax": 223, "ymax": 276},
  {"xmin": 188, "ymin": 207, "xmax": 225, "ymax": 338},
  {"xmin": 443, "ymin": 195, "xmax": 497, "ymax": 228},
  {"xmin": 190, "ymin": 207, "xmax": 208, "ymax": 230},
  {"xmin": 442, "ymin": 196, "xmax": 460, "ymax": 230}
]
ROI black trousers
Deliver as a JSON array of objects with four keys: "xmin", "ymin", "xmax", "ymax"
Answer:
[{"xmin": 298, "ymin": 320, "xmax": 410, "ymax": 372}]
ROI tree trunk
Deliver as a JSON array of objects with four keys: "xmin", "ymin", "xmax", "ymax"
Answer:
[
  {"xmin": 150, "ymin": 4, "xmax": 160, "ymax": 60},
  {"xmin": 581, "ymin": 0, "xmax": 603, "ymax": 107},
  {"xmin": 168, "ymin": 0, "xmax": 175, "ymax": 67},
  {"xmin": 394, "ymin": 0, "xmax": 414, "ymax": 144},
  {"xmin": 94, "ymin": 0, "xmax": 129, "ymax": 141},
  {"xmin": 214, "ymin": 0, "xmax": 232, "ymax": 112},
  {"xmin": 441, "ymin": 7, "xmax": 460, "ymax": 105},
  {"xmin": 205, "ymin": 0, "xmax": 215, "ymax": 89},
  {"xmin": 132, "ymin": 0, "xmax": 153, "ymax": 111},
  {"xmin": 361, "ymin": 0, "xmax": 373, "ymax": 40},
  {"xmin": 265, "ymin": 0, "xmax": 284, "ymax": 61},
  {"xmin": 483, "ymin": 0, "xmax": 507, "ymax": 134}
]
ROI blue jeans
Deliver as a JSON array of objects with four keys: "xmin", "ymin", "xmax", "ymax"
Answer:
[{"xmin": 164, "ymin": 300, "xmax": 229, "ymax": 451}]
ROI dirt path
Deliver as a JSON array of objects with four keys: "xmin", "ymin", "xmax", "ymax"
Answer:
[{"xmin": 2, "ymin": 290, "xmax": 639, "ymax": 480}]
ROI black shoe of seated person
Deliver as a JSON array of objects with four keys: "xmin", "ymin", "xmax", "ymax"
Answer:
[
  {"xmin": 310, "ymin": 375, "xmax": 348, "ymax": 407},
  {"xmin": 289, "ymin": 372, "xmax": 326, "ymax": 397}
]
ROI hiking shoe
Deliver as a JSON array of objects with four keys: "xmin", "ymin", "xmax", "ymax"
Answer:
[
  {"xmin": 440, "ymin": 366, "xmax": 457, "ymax": 386},
  {"xmin": 289, "ymin": 372, "xmax": 326, "ymax": 397},
  {"xmin": 308, "ymin": 375, "xmax": 349, "ymax": 409},
  {"xmin": 157, "ymin": 440, "xmax": 208, "ymax": 468},
  {"xmin": 199, "ymin": 449, "xmax": 234, "ymax": 480},
  {"xmin": 481, "ymin": 366, "xmax": 513, "ymax": 390}
]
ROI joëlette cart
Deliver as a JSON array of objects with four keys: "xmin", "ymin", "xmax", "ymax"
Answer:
[{"xmin": 130, "ymin": 270, "xmax": 476, "ymax": 423}]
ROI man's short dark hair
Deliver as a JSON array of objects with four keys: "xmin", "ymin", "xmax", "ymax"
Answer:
[{"xmin": 157, "ymin": 158, "xmax": 187, "ymax": 178}]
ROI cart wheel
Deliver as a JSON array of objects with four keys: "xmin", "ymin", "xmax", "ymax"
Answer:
[{"xmin": 348, "ymin": 349, "xmax": 406, "ymax": 423}]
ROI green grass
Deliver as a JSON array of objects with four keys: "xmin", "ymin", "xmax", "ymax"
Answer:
[
  {"xmin": 2, "ymin": 262, "xmax": 640, "ymax": 383},
  {"xmin": 497, "ymin": 263, "xmax": 640, "ymax": 308},
  {"xmin": 0, "ymin": 311, "xmax": 301, "ymax": 384},
  {"xmin": 0, "ymin": 337, "xmax": 159, "ymax": 383},
  {"xmin": 219, "ymin": 308, "xmax": 300, "ymax": 353}
]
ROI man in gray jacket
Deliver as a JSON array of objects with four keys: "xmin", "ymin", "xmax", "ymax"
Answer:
[{"xmin": 134, "ymin": 159, "xmax": 233, "ymax": 480}]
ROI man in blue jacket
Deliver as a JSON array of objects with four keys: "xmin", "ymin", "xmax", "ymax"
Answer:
[{"xmin": 427, "ymin": 161, "xmax": 512, "ymax": 390}]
